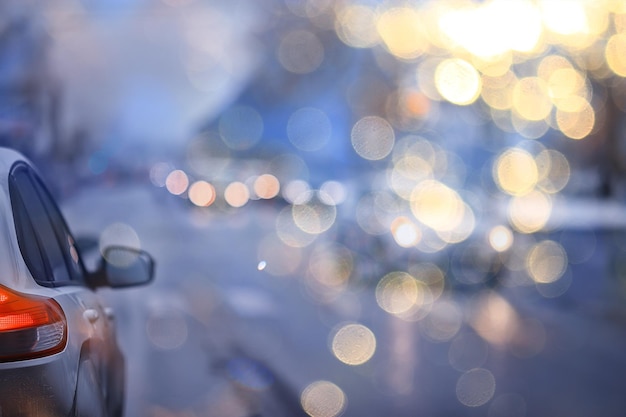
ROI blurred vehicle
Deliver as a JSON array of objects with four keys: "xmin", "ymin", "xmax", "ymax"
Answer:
[{"xmin": 0, "ymin": 147, "xmax": 155, "ymax": 417}]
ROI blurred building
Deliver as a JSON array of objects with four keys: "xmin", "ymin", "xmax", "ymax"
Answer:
[{"xmin": 0, "ymin": 1, "xmax": 56, "ymax": 158}]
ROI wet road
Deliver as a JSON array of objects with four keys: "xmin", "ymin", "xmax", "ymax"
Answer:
[{"xmin": 63, "ymin": 184, "xmax": 626, "ymax": 417}]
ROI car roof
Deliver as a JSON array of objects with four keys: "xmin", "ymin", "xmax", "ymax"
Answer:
[{"xmin": 0, "ymin": 147, "xmax": 39, "ymax": 290}]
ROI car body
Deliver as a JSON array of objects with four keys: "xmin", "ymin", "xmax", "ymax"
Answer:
[{"xmin": 0, "ymin": 148, "xmax": 154, "ymax": 417}]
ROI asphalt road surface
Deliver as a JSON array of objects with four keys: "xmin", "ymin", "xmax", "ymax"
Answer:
[{"xmin": 63, "ymin": 184, "xmax": 626, "ymax": 417}]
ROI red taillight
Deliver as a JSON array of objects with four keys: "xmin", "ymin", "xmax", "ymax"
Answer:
[{"xmin": 0, "ymin": 285, "xmax": 67, "ymax": 361}]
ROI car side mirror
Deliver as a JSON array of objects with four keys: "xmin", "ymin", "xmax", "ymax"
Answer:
[{"xmin": 93, "ymin": 246, "xmax": 155, "ymax": 288}]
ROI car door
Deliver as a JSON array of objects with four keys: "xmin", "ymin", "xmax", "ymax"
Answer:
[{"xmin": 9, "ymin": 162, "xmax": 116, "ymax": 397}]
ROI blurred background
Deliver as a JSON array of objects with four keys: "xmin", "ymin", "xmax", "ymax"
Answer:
[{"xmin": 3, "ymin": 0, "xmax": 626, "ymax": 416}]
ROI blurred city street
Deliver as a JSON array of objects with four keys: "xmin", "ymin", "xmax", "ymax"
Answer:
[
  {"xmin": 62, "ymin": 183, "xmax": 626, "ymax": 417},
  {"xmin": 4, "ymin": 0, "xmax": 626, "ymax": 416}
]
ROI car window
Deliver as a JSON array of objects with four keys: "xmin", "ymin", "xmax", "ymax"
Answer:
[
  {"xmin": 9, "ymin": 184, "xmax": 47, "ymax": 282},
  {"xmin": 9, "ymin": 163, "xmax": 85, "ymax": 285},
  {"xmin": 30, "ymin": 171, "xmax": 84, "ymax": 281}
]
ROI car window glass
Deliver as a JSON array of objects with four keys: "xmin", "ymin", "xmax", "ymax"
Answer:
[
  {"xmin": 10, "ymin": 186, "xmax": 47, "ymax": 282},
  {"xmin": 30, "ymin": 173, "xmax": 84, "ymax": 281},
  {"xmin": 10, "ymin": 164, "xmax": 83, "ymax": 284}
]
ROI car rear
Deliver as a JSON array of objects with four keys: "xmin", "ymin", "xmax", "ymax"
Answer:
[{"xmin": 0, "ymin": 151, "xmax": 84, "ymax": 416}]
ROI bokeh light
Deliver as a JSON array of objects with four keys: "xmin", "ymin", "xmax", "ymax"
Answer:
[
  {"xmin": 188, "ymin": 180, "xmax": 216, "ymax": 207},
  {"xmin": 494, "ymin": 148, "xmax": 538, "ymax": 196},
  {"xmin": 377, "ymin": 7, "xmax": 427, "ymax": 60},
  {"xmin": 536, "ymin": 149, "xmax": 571, "ymax": 193},
  {"xmin": 508, "ymin": 190, "xmax": 552, "ymax": 233},
  {"xmin": 512, "ymin": 77, "xmax": 552, "ymax": 122},
  {"xmin": 456, "ymin": 368, "xmax": 496, "ymax": 407},
  {"xmin": 254, "ymin": 174, "xmax": 280, "ymax": 199},
  {"xmin": 335, "ymin": 5, "xmax": 379, "ymax": 49},
  {"xmin": 391, "ymin": 216, "xmax": 422, "ymax": 248},
  {"xmin": 410, "ymin": 180, "xmax": 465, "ymax": 232},
  {"xmin": 292, "ymin": 190, "xmax": 337, "ymax": 235},
  {"xmin": 435, "ymin": 59, "xmax": 482, "ymax": 106},
  {"xmin": 606, "ymin": 33, "xmax": 626, "ymax": 76},
  {"xmin": 165, "ymin": 169, "xmax": 190, "ymax": 196},
  {"xmin": 489, "ymin": 225, "xmax": 514, "ymax": 252},
  {"xmin": 542, "ymin": 0, "xmax": 586, "ymax": 35},
  {"xmin": 224, "ymin": 181, "xmax": 250, "ymax": 208},
  {"xmin": 99, "ymin": 222, "xmax": 141, "ymax": 254},
  {"xmin": 351, "ymin": 116, "xmax": 395, "ymax": 161},
  {"xmin": 526, "ymin": 240, "xmax": 568, "ymax": 284},
  {"xmin": 547, "ymin": 67, "xmax": 589, "ymax": 111},
  {"xmin": 319, "ymin": 181, "xmax": 347, "ymax": 205},
  {"xmin": 438, "ymin": 0, "xmax": 543, "ymax": 57},
  {"xmin": 301, "ymin": 381, "xmax": 346, "ymax": 417},
  {"xmin": 389, "ymin": 154, "xmax": 433, "ymax": 200},
  {"xmin": 376, "ymin": 271, "xmax": 432, "ymax": 321},
  {"xmin": 556, "ymin": 100, "xmax": 595, "ymax": 139},
  {"xmin": 331, "ymin": 323, "xmax": 376, "ymax": 365},
  {"xmin": 283, "ymin": 180, "xmax": 312, "ymax": 204},
  {"xmin": 481, "ymin": 71, "xmax": 517, "ymax": 110}
]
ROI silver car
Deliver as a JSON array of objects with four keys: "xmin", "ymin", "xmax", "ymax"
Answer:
[{"xmin": 0, "ymin": 148, "xmax": 154, "ymax": 416}]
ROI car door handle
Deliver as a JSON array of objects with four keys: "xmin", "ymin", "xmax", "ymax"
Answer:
[{"xmin": 83, "ymin": 309, "xmax": 100, "ymax": 323}]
